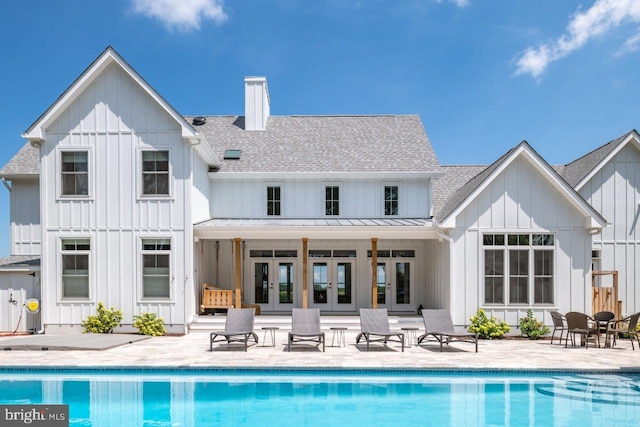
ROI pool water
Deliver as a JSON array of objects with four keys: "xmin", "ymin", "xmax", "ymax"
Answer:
[{"xmin": 0, "ymin": 369, "xmax": 639, "ymax": 426}]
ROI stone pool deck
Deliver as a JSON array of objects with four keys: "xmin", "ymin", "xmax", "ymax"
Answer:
[{"xmin": 0, "ymin": 329, "xmax": 638, "ymax": 372}]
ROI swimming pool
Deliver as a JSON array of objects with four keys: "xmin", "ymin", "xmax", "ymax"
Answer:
[{"xmin": 0, "ymin": 368, "xmax": 638, "ymax": 426}]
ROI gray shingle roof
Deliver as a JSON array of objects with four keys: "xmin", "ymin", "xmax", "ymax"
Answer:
[
  {"xmin": 0, "ymin": 255, "xmax": 40, "ymax": 268},
  {"xmin": 432, "ymin": 165, "xmax": 488, "ymax": 219},
  {"xmin": 2, "ymin": 115, "xmax": 441, "ymax": 177},
  {"xmin": 190, "ymin": 115, "xmax": 440, "ymax": 173},
  {"xmin": 0, "ymin": 143, "xmax": 40, "ymax": 177},
  {"xmin": 557, "ymin": 130, "xmax": 638, "ymax": 187}
]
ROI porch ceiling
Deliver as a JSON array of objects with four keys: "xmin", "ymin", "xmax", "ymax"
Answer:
[{"xmin": 193, "ymin": 218, "xmax": 438, "ymax": 240}]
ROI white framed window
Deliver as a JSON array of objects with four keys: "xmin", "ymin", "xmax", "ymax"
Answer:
[
  {"xmin": 384, "ymin": 185, "xmax": 399, "ymax": 216},
  {"xmin": 141, "ymin": 150, "xmax": 170, "ymax": 196},
  {"xmin": 61, "ymin": 238, "xmax": 90, "ymax": 299},
  {"xmin": 60, "ymin": 150, "xmax": 90, "ymax": 197},
  {"xmin": 141, "ymin": 238, "xmax": 171, "ymax": 299},
  {"xmin": 267, "ymin": 185, "xmax": 281, "ymax": 216},
  {"xmin": 325, "ymin": 185, "xmax": 340, "ymax": 216},
  {"xmin": 483, "ymin": 233, "xmax": 554, "ymax": 305}
]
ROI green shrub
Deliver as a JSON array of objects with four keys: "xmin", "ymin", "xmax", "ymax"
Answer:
[
  {"xmin": 518, "ymin": 310, "xmax": 550, "ymax": 340},
  {"xmin": 469, "ymin": 309, "xmax": 510, "ymax": 339},
  {"xmin": 133, "ymin": 312, "xmax": 166, "ymax": 336},
  {"xmin": 81, "ymin": 302, "xmax": 123, "ymax": 333}
]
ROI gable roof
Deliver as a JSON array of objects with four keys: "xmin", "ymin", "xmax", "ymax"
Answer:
[
  {"xmin": 21, "ymin": 46, "xmax": 217, "ymax": 165},
  {"xmin": 436, "ymin": 141, "xmax": 607, "ymax": 230},
  {"xmin": 190, "ymin": 115, "xmax": 440, "ymax": 175},
  {"xmin": 432, "ymin": 165, "xmax": 487, "ymax": 219},
  {"xmin": 0, "ymin": 142, "xmax": 39, "ymax": 178},
  {"xmin": 557, "ymin": 129, "xmax": 640, "ymax": 190}
]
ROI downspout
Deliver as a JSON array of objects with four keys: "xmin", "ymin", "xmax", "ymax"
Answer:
[{"xmin": 1, "ymin": 177, "xmax": 10, "ymax": 192}]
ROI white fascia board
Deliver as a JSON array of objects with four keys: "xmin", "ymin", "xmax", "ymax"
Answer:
[
  {"xmin": 186, "ymin": 134, "xmax": 220, "ymax": 167},
  {"xmin": 194, "ymin": 225, "xmax": 439, "ymax": 240},
  {"xmin": 23, "ymin": 47, "xmax": 198, "ymax": 144},
  {"xmin": 521, "ymin": 150, "xmax": 607, "ymax": 229},
  {"xmin": 439, "ymin": 144, "xmax": 607, "ymax": 229},
  {"xmin": 208, "ymin": 171, "xmax": 443, "ymax": 180},
  {"xmin": 574, "ymin": 133, "xmax": 640, "ymax": 191}
]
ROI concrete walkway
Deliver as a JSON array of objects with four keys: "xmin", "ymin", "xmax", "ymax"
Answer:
[{"xmin": 0, "ymin": 329, "xmax": 638, "ymax": 372}]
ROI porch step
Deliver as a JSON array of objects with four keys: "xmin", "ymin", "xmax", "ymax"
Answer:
[{"xmin": 189, "ymin": 313, "xmax": 423, "ymax": 331}]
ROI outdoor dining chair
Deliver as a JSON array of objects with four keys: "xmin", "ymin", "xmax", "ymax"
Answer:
[
  {"xmin": 549, "ymin": 311, "xmax": 567, "ymax": 345},
  {"xmin": 605, "ymin": 312, "xmax": 640, "ymax": 350},
  {"xmin": 565, "ymin": 312, "xmax": 600, "ymax": 349}
]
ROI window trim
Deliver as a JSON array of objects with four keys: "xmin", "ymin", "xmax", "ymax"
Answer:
[
  {"xmin": 59, "ymin": 237, "xmax": 92, "ymax": 301},
  {"xmin": 324, "ymin": 184, "xmax": 340, "ymax": 217},
  {"xmin": 58, "ymin": 148, "xmax": 93, "ymax": 200},
  {"xmin": 139, "ymin": 237, "xmax": 173, "ymax": 301},
  {"xmin": 138, "ymin": 148, "xmax": 173, "ymax": 199},
  {"xmin": 482, "ymin": 232, "xmax": 555, "ymax": 307}
]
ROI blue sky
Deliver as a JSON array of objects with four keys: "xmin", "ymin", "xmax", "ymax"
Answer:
[{"xmin": 1, "ymin": 0, "xmax": 640, "ymax": 257}]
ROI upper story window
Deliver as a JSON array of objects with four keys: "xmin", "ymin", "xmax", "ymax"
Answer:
[
  {"xmin": 61, "ymin": 151, "xmax": 88, "ymax": 196},
  {"xmin": 142, "ymin": 151, "xmax": 169, "ymax": 196},
  {"xmin": 61, "ymin": 238, "xmax": 90, "ymax": 299},
  {"xmin": 483, "ymin": 233, "xmax": 554, "ymax": 306},
  {"xmin": 325, "ymin": 186, "xmax": 339, "ymax": 216},
  {"xmin": 384, "ymin": 186, "xmax": 398, "ymax": 216},
  {"xmin": 267, "ymin": 186, "xmax": 281, "ymax": 216},
  {"xmin": 141, "ymin": 238, "xmax": 171, "ymax": 299}
]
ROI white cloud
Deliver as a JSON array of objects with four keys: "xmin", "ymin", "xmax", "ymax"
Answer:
[
  {"xmin": 449, "ymin": 0, "xmax": 470, "ymax": 7},
  {"xmin": 131, "ymin": 0, "xmax": 228, "ymax": 32},
  {"xmin": 514, "ymin": 0, "xmax": 640, "ymax": 79},
  {"xmin": 615, "ymin": 31, "xmax": 640, "ymax": 56}
]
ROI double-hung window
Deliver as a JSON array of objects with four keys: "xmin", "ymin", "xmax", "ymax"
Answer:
[
  {"xmin": 483, "ymin": 233, "xmax": 554, "ymax": 305},
  {"xmin": 267, "ymin": 186, "xmax": 281, "ymax": 216},
  {"xmin": 61, "ymin": 239, "xmax": 90, "ymax": 298},
  {"xmin": 142, "ymin": 238, "xmax": 171, "ymax": 298},
  {"xmin": 142, "ymin": 151, "xmax": 170, "ymax": 196},
  {"xmin": 325, "ymin": 186, "xmax": 339, "ymax": 216},
  {"xmin": 61, "ymin": 151, "xmax": 88, "ymax": 196},
  {"xmin": 384, "ymin": 186, "xmax": 398, "ymax": 216}
]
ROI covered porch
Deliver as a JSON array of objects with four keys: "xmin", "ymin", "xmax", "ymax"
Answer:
[{"xmin": 193, "ymin": 218, "xmax": 448, "ymax": 315}]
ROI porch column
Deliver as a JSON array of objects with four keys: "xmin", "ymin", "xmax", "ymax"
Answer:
[
  {"xmin": 371, "ymin": 237, "xmax": 378, "ymax": 309},
  {"xmin": 234, "ymin": 238, "xmax": 242, "ymax": 308},
  {"xmin": 302, "ymin": 237, "xmax": 308, "ymax": 308}
]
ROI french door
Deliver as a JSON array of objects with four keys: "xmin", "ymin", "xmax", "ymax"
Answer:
[
  {"xmin": 252, "ymin": 260, "xmax": 295, "ymax": 312},
  {"xmin": 373, "ymin": 260, "xmax": 414, "ymax": 312},
  {"xmin": 309, "ymin": 260, "xmax": 356, "ymax": 312}
]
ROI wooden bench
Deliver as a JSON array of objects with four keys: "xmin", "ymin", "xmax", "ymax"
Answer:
[{"xmin": 200, "ymin": 284, "xmax": 234, "ymax": 313}]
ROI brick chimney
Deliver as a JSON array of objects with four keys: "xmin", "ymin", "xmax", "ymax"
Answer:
[{"xmin": 244, "ymin": 77, "xmax": 270, "ymax": 131}]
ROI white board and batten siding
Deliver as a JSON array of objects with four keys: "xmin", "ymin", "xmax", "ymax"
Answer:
[
  {"xmin": 210, "ymin": 178, "xmax": 430, "ymax": 218},
  {"xmin": 579, "ymin": 144, "xmax": 640, "ymax": 315},
  {"xmin": 10, "ymin": 180, "xmax": 41, "ymax": 256},
  {"xmin": 448, "ymin": 156, "xmax": 593, "ymax": 327},
  {"xmin": 39, "ymin": 64, "xmax": 195, "ymax": 333}
]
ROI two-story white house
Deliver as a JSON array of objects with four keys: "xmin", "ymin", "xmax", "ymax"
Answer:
[{"xmin": 2, "ymin": 46, "xmax": 633, "ymax": 335}]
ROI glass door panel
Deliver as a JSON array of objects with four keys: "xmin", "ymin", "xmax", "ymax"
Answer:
[
  {"xmin": 278, "ymin": 262, "xmax": 294, "ymax": 305},
  {"xmin": 336, "ymin": 262, "xmax": 352, "ymax": 304},
  {"xmin": 254, "ymin": 262, "xmax": 269, "ymax": 304},
  {"xmin": 376, "ymin": 262, "xmax": 389, "ymax": 307},
  {"xmin": 391, "ymin": 260, "xmax": 413, "ymax": 311},
  {"xmin": 313, "ymin": 263, "xmax": 328, "ymax": 305}
]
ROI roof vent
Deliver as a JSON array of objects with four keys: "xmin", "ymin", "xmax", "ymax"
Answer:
[{"xmin": 192, "ymin": 116, "xmax": 206, "ymax": 126}]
